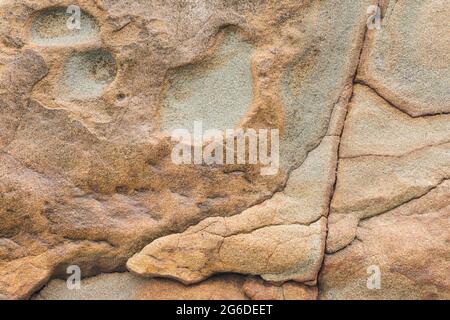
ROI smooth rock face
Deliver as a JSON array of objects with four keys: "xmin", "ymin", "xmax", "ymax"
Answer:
[
  {"xmin": 60, "ymin": 49, "xmax": 117, "ymax": 100},
  {"xmin": 279, "ymin": 0, "xmax": 369, "ymax": 169},
  {"xmin": 357, "ymin": 0, "xmax": 450, "ymax": 116},
  {"xmin": 1, "ymin": 0, "xmax": 449, "ymax": 300},
  {"xmin": 340, "ymin": 86, "xmax": 450, "ymax": 158}
]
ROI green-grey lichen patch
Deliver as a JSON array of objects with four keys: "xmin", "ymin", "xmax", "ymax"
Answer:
[
  {"xmin": 161, "ymin": 28, "xmax": 254, "ymax": 133},
  {"xmin": 31, "ymin": 7, "xmax": 99, "ymax": 46},
  {"xmin": 59, "ymin": 49, "xmax": 117, "ymax": 100}
]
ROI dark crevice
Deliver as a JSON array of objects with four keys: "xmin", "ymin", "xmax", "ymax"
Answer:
[{"xmin": 316, "ymin": 5, "xmax": 372, "ymax": 297}]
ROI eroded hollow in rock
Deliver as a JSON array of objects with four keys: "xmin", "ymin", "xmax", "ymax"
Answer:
[
  {"xmin": 161, "ymin": 28, "xmax": 254, "ymax": 132},
  {"xmin": 31, "ymin": 7, "xmax": 99, "ymax": 46},
  {"xmin": 59, "ymin": 48, "xmax": 117, "ymax": 100}
]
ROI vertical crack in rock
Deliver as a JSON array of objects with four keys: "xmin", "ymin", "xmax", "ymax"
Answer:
[
  {"xmin": 325, "ymin": 85, "xmax": 450, "ymax": 255},
  {"xmin": 357, "ymin": 0, "xmax": 450, "ymax": 117},
  {"xmin": 31, "ymin": 7, "xmax": 100, "ymax": 46},
  {"xmin": 319, "ymin": 0, "xmax": 450, "ymax": 299}
]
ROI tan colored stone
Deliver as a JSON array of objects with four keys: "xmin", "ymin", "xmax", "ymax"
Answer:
[
  {"xmin": 127, "ymin": 136, "xmax": 339, "ymax": 284},
  {"xmin": 320, "ymin": 180, "xmax": 450, "ymax": 300},
  {"xmin": 323, "ymin": 81, "xmax": 450, "ymax": 299},
  {"xmin": 243, "ymin": 276, "xmax": 317, "ymax": 300},
  {"xmin": 0, "ymin": 0, "xmax": 371, "ymax": 298},
  {"xmin": 3, "ymin": 0, "xmax": 448, "ymax": 301},
  {"xmin": 34, "ymin": 272, "xmax": 318, "ymax": 300},
  {"xmin": 135, "ymin": 275, "xmax": 247, "ymax": 300},
  {"xmin": 33, "ymin": 273, "xmax": 248, "ymax": 300},
  {"xmin": 340, "ymin": 85, "xmax": 450, "ymax": 158}
]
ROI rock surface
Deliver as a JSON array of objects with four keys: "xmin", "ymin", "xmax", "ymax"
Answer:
[
  {"xmin": 127, "ymin": 136, "xmax": 338, "ymax": 284},
  {"xmin": 326, "ymin": 85, "xmax": 450, "ymax": 254},
  {"xmin": 357, "ymin": 0, "xmax": 450, "ymax": 116},
  {"xmin": 0, "ymin": 0, "xmax": 449, "ymax": 300},
  {"xmin": 34, "ymin": 273, "xmax": 248, "ymax": 300},
  {"xmin": 33, "ymin": 272, "xmax": 317, "ymax": 300},
  {"xmin": 320, "ymin": 179, "xmax": 450, "ymax": 300}
]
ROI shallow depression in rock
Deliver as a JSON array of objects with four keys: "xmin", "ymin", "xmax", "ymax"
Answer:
[
  {"xmin": 31, "ymin": 7, "xmax": 99, "ymax": 46},
  {"xmin": 60, "ymin": 49, "xmax": 117, "ymax": 100},
  {"xmin": 161, "ymin": 28, "xmax": 254, "ymax": 132}
]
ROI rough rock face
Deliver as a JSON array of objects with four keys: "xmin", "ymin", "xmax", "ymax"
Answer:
[{"xmin": 1, "ymin": 0, "xmax": 449, "ymax": 300}]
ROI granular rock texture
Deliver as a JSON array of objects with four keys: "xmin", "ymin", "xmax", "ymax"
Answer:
[
  {"xmin": 33, "ymin": 272, "xmax": 317, "ymax": 300},
  {"xmin": 0, "ymin": 0, "xmax": 449, "ymax": 300}
]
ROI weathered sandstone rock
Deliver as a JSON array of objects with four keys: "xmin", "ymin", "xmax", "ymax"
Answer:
[
  {"xmin": 34, "ymin": 273, "xmax": 248, "ymax": 300},
  {"xmin": 243, "ymin": 276, "xmax": 317, "ymax": 300},
  {"xmin": 327, "ymin": 85, "xmax": 450, "ymax": 254},
  {"xmin": 358, "ymin": 0, "xmax": 450, "ymax": 116},
  {"xmin": 1, "ymin": 0, "xmax": 448, "ymax": 300},
  {"xmin": 127, "ymin": 136, "xmax": 339, "ymax": 283},
  {"xmin": 33, "ymin": 272, "xmax": 318, "ymax": 300},
  {"xmin": 323, "ymin": 84, "xmax": 449, "ymax": 299},
  {"xmin": 320, "ymin": 180, "xmax": 450, "ymax": 300},
  {"xmin": 0, "ymin": 0, "xmax": 370, "ymax": 299}
]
